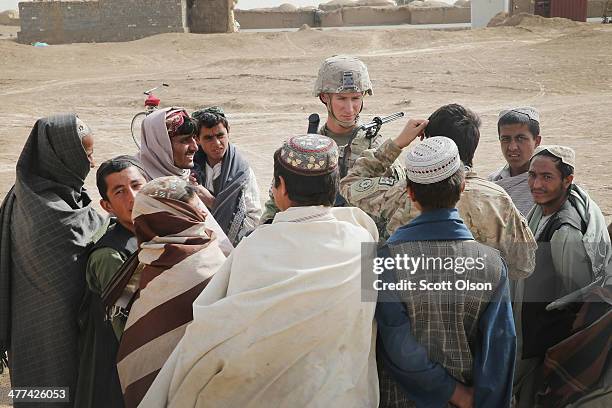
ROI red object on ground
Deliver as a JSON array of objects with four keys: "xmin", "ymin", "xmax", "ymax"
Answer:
[
  {"xmin": 145, "ymin": 94, "xmax": 161, "ymax": 107},
  {"xmin": 535, "ymin": 0, "xmax": 587, "ymax": 22}
]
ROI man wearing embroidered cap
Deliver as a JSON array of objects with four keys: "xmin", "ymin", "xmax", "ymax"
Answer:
[
  {"xmin": 340, "ymin": 104, "xmax": 536, "ymax": 281},
  {"xmin": 489, "ymin": 106, "xmax": 542, "ymax": 216},
  {"xmin": 513, "ymin": 145, "xmax": 612, "ymax": 407},
  {"xmin": 141, "ymin": 134, "xmax": 381, "ymax": 407},
  {"xmin": 375, "ymin": 137, "xmax": 516, "ymax": 408},
  {"xmin": 260, "ymin": 55, "xmax": 400, "ymax": 224}
]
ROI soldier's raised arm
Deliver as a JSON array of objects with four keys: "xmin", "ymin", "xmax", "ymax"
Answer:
[{"xmin": 340, "ymin": 119, "xmax": 428, "ymax": 227}]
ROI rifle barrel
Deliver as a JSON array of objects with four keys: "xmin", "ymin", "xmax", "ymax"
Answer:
[
  {"xmin": 359, "ymin": 112, "xmax": 405, "ymax": 131},
  {"xmin": 379, "ymin": 112, "xmax": 405, "ymax": 124}
]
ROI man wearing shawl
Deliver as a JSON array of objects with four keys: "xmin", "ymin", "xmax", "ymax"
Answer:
[
  {"xmin": 141, "ymin": 134, "xmax": 380, "ymax": 407},
  {"xmin": 136, "ymin": 107, "xmax": 233, "ymax": 254},
  {"xmin": 137, "ymin": 107, "xmax": 198, "ymax": 182},
  {"xmin": 489, "ymin": 107, "xmax": 542, "ymax": 217},
  {"xmin": 116, "ymin": 177, "xmax": 228, "ymax": 408},
  {"xmin": 375, "ymin": 135, "xmax": 516, "ymax": 408},
  {"xmin": 514, "ymin": 146, "xmax": 612, "ymax": 407},
  {"xmin": 0, "ymin": 114, "xmax": 105, "ymax": 407},
  {"xmin": 75, "ymin": 155, "xmax": 147, "ymax": 408},
  {"xmin": 190, "ymin": 107, "xmax": 261, "ymax": 246}
]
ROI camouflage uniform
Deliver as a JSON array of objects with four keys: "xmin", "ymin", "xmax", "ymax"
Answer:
[{"xmin": 340, "ymin": 138, "xmax": 537, "ymax": 280}]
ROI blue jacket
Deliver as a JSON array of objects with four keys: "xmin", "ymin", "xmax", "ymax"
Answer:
[{"xmin": 376, "ymin": 208, "xmax": 516, "ymax": 407}]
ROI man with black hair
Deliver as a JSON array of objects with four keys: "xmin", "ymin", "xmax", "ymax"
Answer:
[
  {"xmin": 514, "ymin": 145, "xmax": 612, "ymax": 407},
  {"xmin": 489, "ymin": 107, "xmax": 542, "ymax": 216},
  {"xmin": 87, "ymin": 155, "xmax": 146, "ymax": 335},
  {"xmin": 136, "ymin": 107, "xmax": 233, "ymax": 251},
  {"xmin": 190, "ymin": 107, "xmax": 261, "ymax": 246},
  {"xmin": 376, "ymin": 136, "xmax": 516, "ymax": 408},
  {"xmin": 140, "ymin": 134, "xmax": 380, "ymax": 407},
  {"xmin": 75, "ymin": 155, "xmax": 147, "ymax": 408},
  {"xmin": 340, "ymin": 103, "xmax": 536, "ymax": 280}
]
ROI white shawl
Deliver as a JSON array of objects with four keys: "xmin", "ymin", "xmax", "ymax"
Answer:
[{"xmin": 140, "ymin": 206, "xmax": 380, "ymax": 408}]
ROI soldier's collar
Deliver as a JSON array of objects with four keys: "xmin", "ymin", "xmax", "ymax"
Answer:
[{"xmin": 321, "ymin": 124, "xmax": 360, "ymax": 139}]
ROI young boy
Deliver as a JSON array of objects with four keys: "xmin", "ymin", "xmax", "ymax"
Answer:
[{"xmin": 376, "ymin": 137, "xmax": 516, "ymax": 407}]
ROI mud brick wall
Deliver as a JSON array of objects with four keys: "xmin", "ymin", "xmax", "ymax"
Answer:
[
  {"xmin": 235, "ymin": 6, "xmax": 472, "ymax": 29},
  {"xmin": 234, "ymin": 9, "xmax": 316, "ymax": 29},
  {"xmin": 189, "ymin": 0, "xmax": 235, "ymax": 33},
  {"xmin": 341, "ymin": 6, "xmax": 411, "ymax": 26},
  {"xmin": 587, "ymin": 0, "xmax": 608, "ymax": 17},
  {"xmin": 410, "ymin": 6, "xmax": 471, "ymax": 25},
  {"xmin": 18, "ymin": 0, "xmax": 185, "ymax": 44}
]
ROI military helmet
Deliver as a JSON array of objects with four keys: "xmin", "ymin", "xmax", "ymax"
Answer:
[{"xmin": 313, "ymin": 55, "xmax": 373, "ymax": 97}]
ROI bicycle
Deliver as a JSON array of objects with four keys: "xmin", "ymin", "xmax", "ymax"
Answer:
[{"xmin": 130, "ymin": 83, "xmax": 169, "ymax": 148}]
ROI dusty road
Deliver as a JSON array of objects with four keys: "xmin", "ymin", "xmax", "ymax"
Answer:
[{"xmin": 1, "ymin": 14, "xmax": 612, "ymax": 403}]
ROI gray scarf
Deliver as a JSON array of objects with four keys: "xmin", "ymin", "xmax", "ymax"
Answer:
[{"xmin": 0, "ymin": 114, "xmax": 104, "ymax": 401}]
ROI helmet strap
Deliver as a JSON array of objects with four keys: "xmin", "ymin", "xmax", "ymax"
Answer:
[{"xmin": 321, "ymin": 93, "xmax": 360, "ymax": 130}]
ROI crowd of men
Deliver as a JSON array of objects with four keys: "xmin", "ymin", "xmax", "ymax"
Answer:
[{"xmin": 0, "ymin": 55, "xmax": 610, "ymax": 408}]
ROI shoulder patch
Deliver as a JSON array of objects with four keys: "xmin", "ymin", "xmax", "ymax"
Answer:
[
  {"xmin": 354, "ymin": 178, "xmax": 375, "ymax": 192},
  {"xmin": 378, "ymin": 177, "xmax": 396, "ymax": 187}
]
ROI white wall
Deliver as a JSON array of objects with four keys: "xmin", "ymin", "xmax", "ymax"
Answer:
[{"xmin": 471, "ymin": 0, "xmax": 509, "ymax": 28}]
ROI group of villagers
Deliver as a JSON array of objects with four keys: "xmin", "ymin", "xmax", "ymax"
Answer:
[{"xmin": 0, "ymin": 55, "xmax": 611, "ymax": 408}]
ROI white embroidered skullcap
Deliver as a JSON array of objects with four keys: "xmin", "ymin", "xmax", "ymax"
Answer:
[
  {"xmin": 498, "ymin": 106, "xmax": 540, "ymax": 123},
  {"xmin": 532, "ymin": 145, "xmax": 575, "ymax": 168},
  {"xmin": 405, "ymin": 136, "xmax": 461, "ymax": 184}
]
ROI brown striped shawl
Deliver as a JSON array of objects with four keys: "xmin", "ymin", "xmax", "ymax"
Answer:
[
  {"xmin": 538, "ymin": 286, "xmax": 612, "ymax": 407},
  {"xmin": 116, "ymin": 190, "xmax": 227, "ymax": 408}
]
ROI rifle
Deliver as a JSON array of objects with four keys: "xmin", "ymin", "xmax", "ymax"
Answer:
[
  {"xmin": 358, "ymin": 112, "xmax": 405, "ymax": 139},
  {"xmin": 305, "ymin": 111, "xmax": 406, "ymax": 177},
  {"xmin": 307, "ymin": 113, "xmax": 320, "ymax": 134}
]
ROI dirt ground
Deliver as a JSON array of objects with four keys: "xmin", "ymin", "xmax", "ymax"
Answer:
[
  {"xmin": 0, "ymin": 15, "xmax": 611, "ymax": 400},
  {"xmin": 1, "ymin": 17, "xmax": 611, "ymax": 218}
]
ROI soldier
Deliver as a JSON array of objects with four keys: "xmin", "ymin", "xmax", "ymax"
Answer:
[
  {"xmin": 260, "ymin": 55, "xmax": 398, "ymax": 224},
  {"xmin": 339, "ymin": 104, "xmax": 537, "ymax": 280}
]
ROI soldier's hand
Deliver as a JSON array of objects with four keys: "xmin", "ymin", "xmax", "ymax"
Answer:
[{"xmin": 393, "ymin": 119, "xmax": 429, "ymax": 149}]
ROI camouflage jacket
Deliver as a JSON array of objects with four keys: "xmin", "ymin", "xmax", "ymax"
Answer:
[
  {"xmin": 339, "ymin": 139, "xmax": 537, "ymax": 280},
  {"xmin": 260, "ymin": 125, "xmax": 385, "ymax": 224}
]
